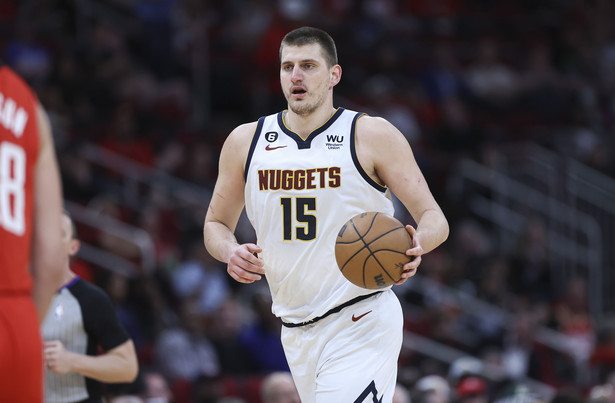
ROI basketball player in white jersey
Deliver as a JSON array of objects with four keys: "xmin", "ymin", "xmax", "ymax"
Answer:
[{"xmin": 204, "ymin": 26, "xmax": 449, "ymax": 402}]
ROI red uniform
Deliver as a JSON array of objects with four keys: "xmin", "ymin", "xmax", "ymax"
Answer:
[{"xmin": 0, "ymin": 65, "xmax": 44, "ymax": 402}]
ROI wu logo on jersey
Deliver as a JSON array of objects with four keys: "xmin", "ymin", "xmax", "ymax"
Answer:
[{"xmin": 326, "ymin": 134, "xmax": 344, "ymax": 150}]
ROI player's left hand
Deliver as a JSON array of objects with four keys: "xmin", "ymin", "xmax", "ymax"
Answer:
[
  {"xmin": 395, "ymin": 225, "xmax": 422, "ymax": 285},
  {"xmin": 44, "ymin": 340, "xmax": 73, "ymax": 374}
]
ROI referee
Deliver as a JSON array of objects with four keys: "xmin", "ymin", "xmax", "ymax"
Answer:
[{"xmin": 41, "ymin": 211, "xmax": 138, "ymax": 403}]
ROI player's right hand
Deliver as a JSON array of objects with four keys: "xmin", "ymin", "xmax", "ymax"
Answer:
[{"xmin": 227, "ymin": 243, "xmax": 264, "ymax": 283}]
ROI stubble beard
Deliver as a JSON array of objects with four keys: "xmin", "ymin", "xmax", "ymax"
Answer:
[
  {"xmin": 289, "ymin": 102, "xmax": 317, "ymax": 116},
  {"xmin": 286, "ymin": 88, "xmax": 327, "ymax": 116}
]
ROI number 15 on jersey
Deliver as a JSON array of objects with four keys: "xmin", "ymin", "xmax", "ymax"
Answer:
[{"xmin": 280, "ymin": 197, "xmax": 316, "ymax": 241}]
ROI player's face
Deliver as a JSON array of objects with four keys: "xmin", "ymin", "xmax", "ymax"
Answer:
[{"xmin": 280, "ymin": 43, "xmax": 334, "ymax": 116}]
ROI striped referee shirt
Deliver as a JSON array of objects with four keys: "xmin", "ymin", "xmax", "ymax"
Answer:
[{"xmin": 41, "ymin": 276, "xmax": 130, "ymax": 403}]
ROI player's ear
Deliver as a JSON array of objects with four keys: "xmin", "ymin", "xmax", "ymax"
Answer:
[
  {"xmin": 69, "ymin": 239, "xmax": 81, "ymax": 256},
  {"xmin": 330, "ymin": 64, "xmax": 341, "ymax": 88}
]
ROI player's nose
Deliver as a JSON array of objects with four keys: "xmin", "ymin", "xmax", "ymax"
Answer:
[{"xmin": 291, "ymin": 65, "xmax": 303, "ymax": 82}]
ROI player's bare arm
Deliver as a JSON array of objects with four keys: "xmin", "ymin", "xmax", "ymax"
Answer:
[
  {"xmin": 31, "ymin": 103, "xmax": 65, "ymax": 323},
  {"xmin": 204, "ymin": 122, "xmax": 265, "ymax": 284},
  {"xmin": 44, "ymin": 339, "xmax": 138, "ymax": 383},
  {"xmin": 355, "ymin": 116, "xmax": 449, "ymax": 283}
]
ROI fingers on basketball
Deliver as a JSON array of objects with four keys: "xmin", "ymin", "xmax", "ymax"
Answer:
[{"xmin": 335, "ymin": 212, "xmax": 413, "ymax": 289}]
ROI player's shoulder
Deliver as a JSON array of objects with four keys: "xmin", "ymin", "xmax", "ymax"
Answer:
[
  {"xmin": 225, "ymin": 120, "xmax": 260, "ymax": 146},
  {"xmin": 0, "ymin": 65, "xmax": 37, "ymax": 99},
  {"xmin": 355, "ymin": 114, "xmax": 401, "ymax": 142},
  {"xmin": 356, "ymin": 114, "xmax": 396, "ymax": 131},
  {"xmin": 228, "ymin": 110, "xmax": 281, "ymax": 139},
  {"xmin": 233, "ymin": 120, "xmax": 260, "ymax": 134},
  {"xmin": 68, "ymin": 278, "xmax": 113, "ymax": 306}
]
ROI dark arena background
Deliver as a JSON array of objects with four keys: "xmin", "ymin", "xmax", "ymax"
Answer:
[{"xmin": 3, "ymin": 0, "xmax": 615, "ymax": 402}]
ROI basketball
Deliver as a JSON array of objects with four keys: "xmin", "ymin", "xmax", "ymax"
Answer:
[{"xmin": 335, "ymin": 211, "xmax": 414, "ymax": 289}]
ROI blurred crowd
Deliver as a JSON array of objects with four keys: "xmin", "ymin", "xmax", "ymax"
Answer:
[{"xmin": 3, "ymin": 0, "xmax": 615, "ymax": 402}]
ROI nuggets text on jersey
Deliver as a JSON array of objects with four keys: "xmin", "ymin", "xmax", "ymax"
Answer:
[{"xmin": 258, "ymin": 167, "xmax": 341, "ymax": 191}]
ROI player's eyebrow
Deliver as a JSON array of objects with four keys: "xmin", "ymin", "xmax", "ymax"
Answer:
[{"xmin": 281, "ymin": 58, "xmax": 320, "ymax": 65}]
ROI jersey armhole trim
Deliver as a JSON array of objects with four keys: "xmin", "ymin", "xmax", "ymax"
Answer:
[
  {"xmin": 350, "ymin": 113, "xmax": 388, "ymax": 193},
  {"xmin": 244, "ymin": 116, "xmax": 265, "ymax": 181}
]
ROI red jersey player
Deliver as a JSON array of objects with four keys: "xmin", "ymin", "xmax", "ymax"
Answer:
[{"xmin": 0, "ymin": 65, "xmax": 65, "ymax": 402}]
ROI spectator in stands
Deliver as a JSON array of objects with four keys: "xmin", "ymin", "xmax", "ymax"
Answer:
[
  {"xmin": 191, "ymin": 374, "xmax": 225, "ymax": 403},
  {"xmin": 517, "ymin": 42, "xmax": 573, "ymax": 124},
  {"xmin": 172, "ymin": 239, "xmax": 230, "ymax": 316},
  {"xmin": 500, "ymin": 309, "xmax": 541, "ymax": 380},
  {"xmin": 509, "ymin": 216, "xmax": 553, "ymax": 304},
  {"xmin": 260, "ymin": 372, "xmax": 300, "ymax": 403},
  {"xmin": 142, "ymin": 369, "xmax": 174, "ymax": 402},
  {"xmin": 104, "ymin": 272, "xmax": 149, "ymax": 352},
  {"xmin": 108, "ymin": 367, "xmax": 175, "ymax": 403},
  {"xmin": 414, "ymin": 374, "xmax": 450, "ymax": 403},
  {"xmin": 590, "ymin": 328, "xmax": 615, "ymax": 382},
  {"xmin": 393, "ymin": 382, "xmax": 412, "ymax": 403},
  {"xmin": 587, "ymin": 382, "xmax": 614, "ymax": 403},
  {"xmin": 548, "ymin": 388, "xmax": 584, "ymax": 403},
  {"xmin": 208, "ymin": 297, "xmax": 257, "ymax": 375},
  {"xmin": 419, "ymin": 44, "xmax": 466, "ymax": 104},
  {"xmin": 453, "ymin": 375, "xmax": 489, "ymax": 403},
  {"xmin": 238, "ymin": 287, "xmax": 290, "ymax": 373},
  {"xmin": 155, "ymin": 298, "xmax": 219, "ymax": 383},
  {"xmin": 108, "ymin": 396, "xmax": 142, "ymax": 403},
  {"xmin": 464, "ymin": 36, "xmax": 519, "ymax": 108},
  {"xmin": 448, "ymin": 356, "xmax": 483, "ymax": 387}
]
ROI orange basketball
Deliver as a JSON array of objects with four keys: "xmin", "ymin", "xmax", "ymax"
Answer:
[{"xmin": 335, "ymin": 211, "xmax": 413, "ymax": 289}]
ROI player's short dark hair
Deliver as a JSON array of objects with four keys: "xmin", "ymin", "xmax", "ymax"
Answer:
[{"xmin": 280, "ymin": 26, "xmax": 338, "ymax": 68}]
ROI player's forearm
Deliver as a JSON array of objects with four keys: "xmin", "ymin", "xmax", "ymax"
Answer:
[
  {"xmin": 203, "ymin": 220, "xmax": 240, "ymax": 264},
  {"xmin": 32, "ymin": 280, "xmax": 60, "ymax": 324},
  {"xmin": 31, "ymin": 250, "xmax": 65, "ymax": 323},
  {"xmin": 68, "ymin": 341, "xmax": 138, "ymax": 383},
  {"xmin": 415, "ymin": 209, "xmax": 449, "ymax": 253},
  {"xmin": 32, "ymin": 103, "xmax": 65, "ymax": 322}
]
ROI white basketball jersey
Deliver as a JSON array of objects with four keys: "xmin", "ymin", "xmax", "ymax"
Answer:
[{"xmin": 244, "ymin": 108, "xmax": 395, "ymax": 324}]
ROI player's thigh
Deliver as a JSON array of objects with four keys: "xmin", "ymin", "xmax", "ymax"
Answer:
[
  {"xmin": 281, "ymin": 321, "xmax": 320, "ymax": 402},
  {"xmin": 315, "ymin": 291, "xmax": 403, "ymax": 403},
  {"xmin": 0, "ymin": 296, "xmax": 43, "ymax": 402}
]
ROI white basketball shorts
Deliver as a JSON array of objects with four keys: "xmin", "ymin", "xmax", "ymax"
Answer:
[{"xmin": 281, "ymin": 289, "xmax": 404, "ymax": 403}]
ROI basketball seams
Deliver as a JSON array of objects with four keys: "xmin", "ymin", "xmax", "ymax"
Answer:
[
  {"xmin": 365, "ymin": 254, "xmax": 398, "ymax": 285},
  {"xmin": 356, "ymin": 218, "xmax": 406, "ymax": 288},
  {"xmin": 364, "ymin": 226, "xmax": 409, "ymax": 247},
  {"xmin": 338, "ymin": 222, "xmax": 367, "ymax": 272},
  {"xmin": 353, "ymin": 214, "xmax": 380, "ymax": 288},
  {"xmin": 335, "ymin": 211, "xmax": 412, "ymax": 289}
]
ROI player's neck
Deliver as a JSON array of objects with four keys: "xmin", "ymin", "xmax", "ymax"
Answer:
[{"xmin": 285, "ymin": 105, "xmax": 337, "ymax": 137}]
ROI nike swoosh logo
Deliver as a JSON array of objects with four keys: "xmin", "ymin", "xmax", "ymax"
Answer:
[
  {"xmin": 352, "ymin": 310, "xmax": 372, "ymax": 322},
  {"xmin": 265, "ymin": 145, "xmax": 287, "ymax": 151}
]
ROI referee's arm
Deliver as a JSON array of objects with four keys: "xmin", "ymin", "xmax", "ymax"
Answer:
[{"xmin": 44, "ymin": 339, "xmax": 138, "ymax": 383}]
